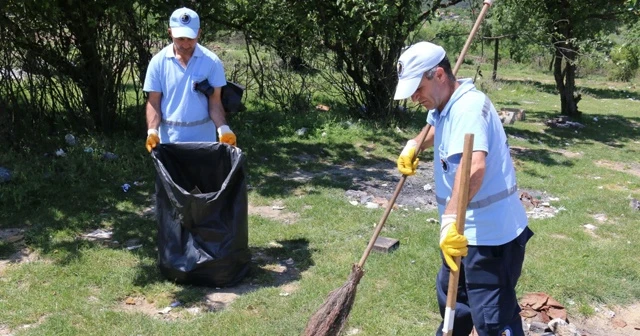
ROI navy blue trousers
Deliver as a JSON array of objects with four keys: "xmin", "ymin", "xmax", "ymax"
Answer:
[{"xmin": 435, "ymin": 227, "xmax": 533, "ymax": 336}]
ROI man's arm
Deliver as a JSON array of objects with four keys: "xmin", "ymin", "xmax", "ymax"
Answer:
[
  {"xmin": 146, "ymin": 92, "xmax": 162, "ymax": 130},
  {"xmin": 412, "ymin": 123, "xmax": 435, "ymax": 152},
  {"xmin": 208, "ymin": 87, "xmax": 227, "ymax": 127},
  {"xmin": 444, "ymin": 150, "xmax": 486, "ymax": 215}
]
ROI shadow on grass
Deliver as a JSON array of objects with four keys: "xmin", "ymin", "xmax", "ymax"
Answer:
[
  {"xmin": 505, "ymin": 112, "xmax": 640, "ymax": 149},
  {"xmin": 497, "ymin": 78, "xmax": 640, "ymax": 101},
  {"xmin": 131, "ymin": 238, "xmax": 315, "ymax": 308}
]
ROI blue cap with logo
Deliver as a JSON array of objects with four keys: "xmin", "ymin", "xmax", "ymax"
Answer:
[
  {"xmin": 394, "ymin": 42, "xmax": 446, "ymax": 100},
  {"xmin": 169, "ymin": 7, "xmax": 200, "ymax": 39}
]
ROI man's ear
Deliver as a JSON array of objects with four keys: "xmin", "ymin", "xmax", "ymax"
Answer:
[
  {"xmin": 168, "ymin": 28, "xmax": 173, "ymax": 38},
  {"xmin": 436, "ymin": 67, "xmax": 448, "ymax": 82}
]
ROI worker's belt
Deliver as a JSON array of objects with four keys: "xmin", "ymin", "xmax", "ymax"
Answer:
[
  {"xmin": 436, "ymin": 184, "xmax": 518, "ymax": 209},
  {"xmin": 162, "ymin": 117, "xmax": 211, "ymax": 127}
]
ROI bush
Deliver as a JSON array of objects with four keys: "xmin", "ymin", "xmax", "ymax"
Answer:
[{"xmin": 608, "ymin": 44, "xmax": 640, "ymax": 82}]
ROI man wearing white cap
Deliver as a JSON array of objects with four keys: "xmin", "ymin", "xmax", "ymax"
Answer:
[
  {"xmin": 394, "ymin": 41, "xmax": 533, "ymax": 336},
  {"xmin": 143, "ymin": 7, "xmax": 236, "ymax": 152}
]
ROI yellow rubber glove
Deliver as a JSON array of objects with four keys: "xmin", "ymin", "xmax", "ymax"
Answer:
[
  {"xmin": 439, "ymin": 214, "xmax": 468, "ymax": 272},
  {"xmin": 217, "ymin": 125, "xmax": 237, "ymax": 146},
  {"xmin": 397, "ymin": 140, "xmax": 419, "ymax": 176},
  {"xmin": 146, "ymin": 129, "xmax": 160, "ymax": 153}
]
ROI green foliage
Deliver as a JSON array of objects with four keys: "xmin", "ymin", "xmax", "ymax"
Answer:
[
  {"xmin": 0, "ymin": 0, "xmax": 158, "ymax": 147},
  {"xmin": 608, "ymin": 44, "xmax": 640, "ymax": 81}
]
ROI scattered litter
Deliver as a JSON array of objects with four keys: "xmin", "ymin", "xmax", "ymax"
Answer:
[
  {"xmin": 427, "ymin": 218, "xmax": 438, "ymax": 224},
  {"xmin": 593, "ymin": 214, "xmax": 607, "ymax": 222},
  {"xmin": 520, "ymin": 292, "xmax": 567, "ymax": 323},
  {"xmin": 126, "ymin": 244, "xmax": 143, "ymax": 250},
  {"xmin": 271, "ymin": 205, "xmax": 285, "ymax": 210},
  {"xmin": 102, "ymin": 152, "xmax": 118, "ymax": 160},
  {"xmin": 349, "ymin": 201, "xmax": 359, "ymax": 206},
  {"xmin": 279, "ymin": 292, "xmax": 290, "ymax": 297},
  {"xmin": 83, "ymin": 229, "xmax": 113, "ymax": 240},
  {"xmin": 365, "ymin": 202, "xmax": 379, "ymax": 209},
  {"xmin": 133, "ymin": 181, "xmax": 145, "ymax": 186},
  {"xmin": 544, "ymin": 116, "xmax": 585, "ymax": 129},
  {"xmin": 295, "ymin": 128, "xmax": 308, "ymax": 136},
  {"xmin": 0, "ymin": 167, "xmax": 11, "ymax": 183},
  {"xmin": 65, "ymin": 134, "xmax": 76, "ymax": 146},
  {"xmin": 55, "ymin": 148, "xmax": 66, "ymax": 157},
  {"xmin": 315, "ymin": 104, "xmax": 330, "ymax": 111},
  {"xmin": 122, "ymin": 183, "xmax": 131, "ymax": 192},
  {"xmin": 186, "ymin": 307, "xmax": 201, "ymax": 315},
  {"xmin": 548, "ymin": 197, "xmax": 560, "ymax": 201},
  {"xmin": 284, "ymin": 258, "xmax": 294, "ymax": 265},
  {"xmin": 170, "ymin": 301, "xmax": 181, "ymax": 308},
  {"xmin": 84, "ymin": 147, "xmax": 94, "ymax": 153},
  {"xmin": 423, "ymin": 184, "xmax": 432, "ymax": 191},
  {"xmin": 158, "ymin": 307, "xmax": 172, "ymax": 314},
  {"xmin": 583, "ymin": 224, "xmax": 597, "ymax": 231}
]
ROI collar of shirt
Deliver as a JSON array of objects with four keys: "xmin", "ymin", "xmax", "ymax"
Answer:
[
  {"xmin": 430, "ymin": 78, "xmax": 476, "ymax": 120},
  {"xmin": 165, "ymin": 43, "xmax": 204, "ymax": 59}
]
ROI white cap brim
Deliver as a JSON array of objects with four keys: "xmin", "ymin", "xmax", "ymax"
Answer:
[
  {"xmin": 393, "ymin": 76, "xmax": 422, "ymax": 100},
  {"xmin": 171, "ymin": 27, "xmax": 197, "ymax": 39}
]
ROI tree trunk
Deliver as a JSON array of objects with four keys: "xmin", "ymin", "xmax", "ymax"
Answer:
[{"xmin": 551, "ymin": 16, "xmax": 581, "ymax": 118}]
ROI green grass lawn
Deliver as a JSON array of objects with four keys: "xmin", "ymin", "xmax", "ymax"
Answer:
[{"xmin": 0, "ymin": 64, "xmax": 639, "ymax": 335}]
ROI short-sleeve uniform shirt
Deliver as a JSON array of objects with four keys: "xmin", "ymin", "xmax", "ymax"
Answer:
[
  {"xmin": 143, "ymin": 43, "xmax": 226, "ymax": 143},
  {"xmin": 427, "ymin": 79, "xmax": 528, "ymax": 246}
]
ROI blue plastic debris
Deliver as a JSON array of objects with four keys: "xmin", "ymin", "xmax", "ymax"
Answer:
[
  {"xmin": 0, "ymin": 167, "xmax": 11, "ymax": 183},
  {"xmin": 122, "ymin": 183, "xmax": 131, "ymax": 192}
]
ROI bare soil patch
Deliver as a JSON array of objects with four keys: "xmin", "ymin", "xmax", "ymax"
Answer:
[
  {"xmin": 248, "ymin": 204, "xmax": 299, "ymax": 224},
  {"xmin": 571, "ymin": 303, "xmax": 640, "ymax": 336},
  {"xmin": 595, "ymin": 160, "xmax": 640, "ymax": 178},
  {"xmin": 0, "ymin": 228, "xmax": 40, "ymax": 276}
]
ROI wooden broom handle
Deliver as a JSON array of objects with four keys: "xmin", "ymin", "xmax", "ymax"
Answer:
[{"xmin": 357, "ymin": 124, "xmax": 432, "ymax": 268}]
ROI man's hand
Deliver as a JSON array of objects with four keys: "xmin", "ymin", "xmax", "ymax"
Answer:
[
  {"xmin": 146, "ymin": 129, "xmax": 160, "ymax": 153},
  {"xmin": 439, "ymin": 214, "xmax": 468, "ymax": 272},
  {"xmin": 217, "ymin": 125, "xmax": 236, "ymax": 146},
  {"xmin": 397, "ymin": 140, "xmax": 419, "ymax": 176}
]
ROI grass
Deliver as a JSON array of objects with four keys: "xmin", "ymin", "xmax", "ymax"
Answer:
[{"xmin": 0, "ymin": 63, "xmax": 639, "ymax": 335}]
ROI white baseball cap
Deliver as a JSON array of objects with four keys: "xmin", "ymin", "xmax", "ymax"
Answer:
[
  {"xmin": 169, "ymin": 7, "xmax": 200, "ymax": 39},
  {"xmin": 393, "ymin": 42, "xmax": 446, "ymax": 100}
]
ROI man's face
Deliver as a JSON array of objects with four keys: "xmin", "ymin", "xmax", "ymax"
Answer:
[
  {"xmin": 169, "ymin": 29, "xmax": 200, "ymax": 54},
  {"xmin": 410, "ymin": 67, "xmax": 443, "ymax": 110}
]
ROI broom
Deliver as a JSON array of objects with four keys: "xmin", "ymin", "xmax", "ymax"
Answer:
[{"xmin": 303, "ymin": 2, "xmax": 493, "ymax": 335}]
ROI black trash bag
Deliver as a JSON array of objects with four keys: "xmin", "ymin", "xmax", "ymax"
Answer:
[{"xmin": 151, "ymin": 142, "xmax": 250, "ymax": 287}]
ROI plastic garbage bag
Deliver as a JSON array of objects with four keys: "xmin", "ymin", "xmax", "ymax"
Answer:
[{"xmin": 151, "ymin": 143, "xmax": 250, "ymax": 287}]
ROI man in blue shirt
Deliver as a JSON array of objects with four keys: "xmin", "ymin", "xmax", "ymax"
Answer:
[
  {"xmin": 143, "ymin": 7, "xmax": 236, "ymax": 151},
  {"xmin": 395, "ymin": 41, "xmax": 534, "ymax": 336}
]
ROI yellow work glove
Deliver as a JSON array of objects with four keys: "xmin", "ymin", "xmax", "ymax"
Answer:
[
  {"xmin": 146, "ymin": 129, "xmax": 160, "ymax": 153},
  {"xmin": 397, "ymin": 140, "xmax": 419, "ymax": 176},
  {"xmin": 439, "ymin": 214, "xmax": 468, "ymax": 272},
  {"xmin": 217, "ymin": 125, "xmax": 237, "ymax": 146}
]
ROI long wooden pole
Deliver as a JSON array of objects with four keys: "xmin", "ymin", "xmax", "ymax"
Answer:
[{"xmin": 442, "ymin": 134, "xmax": 474, "ymax": 336}]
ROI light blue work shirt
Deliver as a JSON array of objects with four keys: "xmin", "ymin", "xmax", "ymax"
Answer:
[
  {"xmin": 427, "ymin": 79, "xmax": 528, "ymax": 246},
  {"xmin": 143, "ymin": 43, "xmax": 226, "ymax": 143}
]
